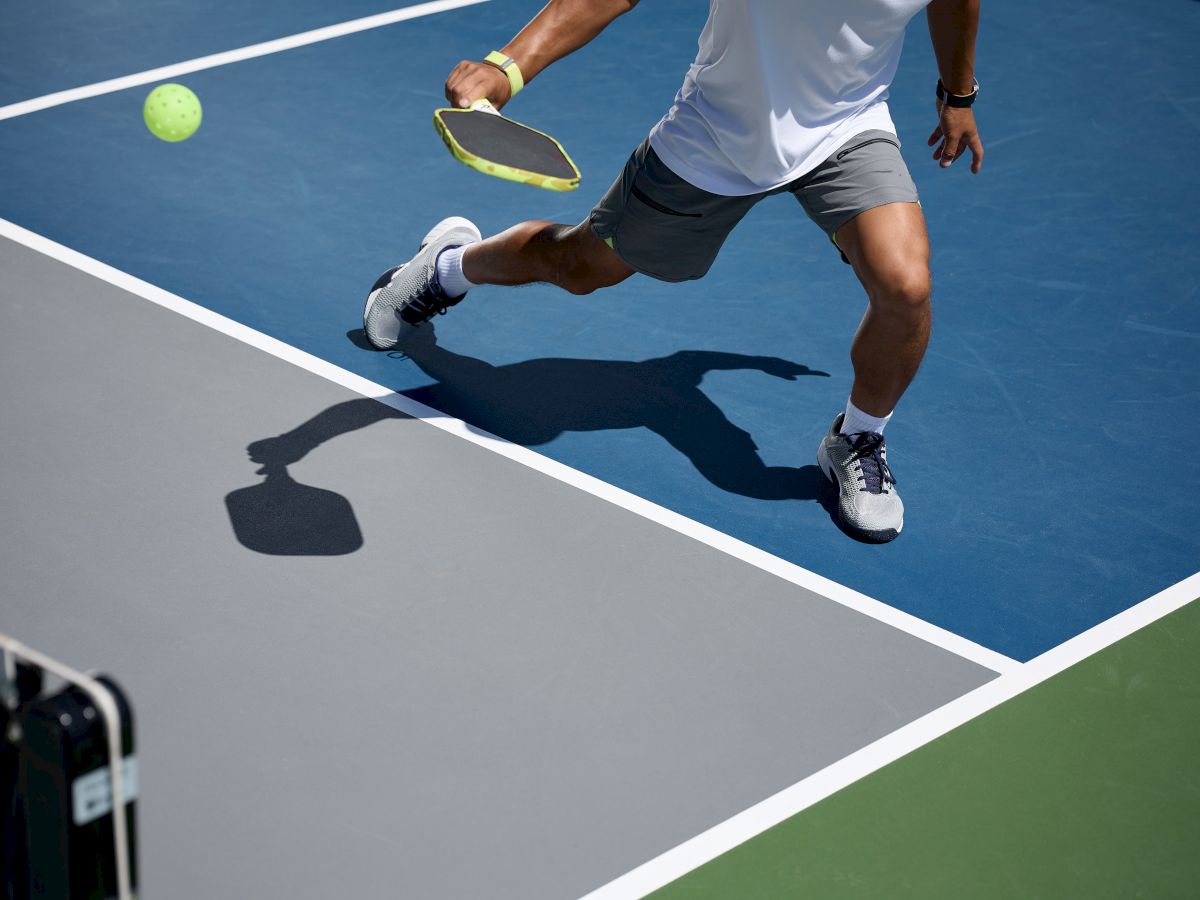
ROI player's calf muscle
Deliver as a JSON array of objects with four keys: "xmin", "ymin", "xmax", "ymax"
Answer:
[
  {"xmin": 463, "ymin": 220, "xmax": 630, "ymax": 295},
  {"xmin": 460, "ymin": 220, "xmax": 553, "ymax": 286}
]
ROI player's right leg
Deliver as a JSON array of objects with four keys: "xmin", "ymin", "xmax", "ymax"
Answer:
[
  {"xmin": 363, "ymin": 139, "xmax": 758, "ymax": 349},
  {"xmin": 467, "ymin": 139, "xmax": 760, "ymax": 294},
  {"xmin": 363, "ymin": 217, "xmax": 631, "ymax": 349}
]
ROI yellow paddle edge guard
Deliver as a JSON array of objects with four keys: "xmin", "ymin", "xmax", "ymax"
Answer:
[{"xmin": 433, "ymin": 99, "xmax": 581, "ymax": 193}]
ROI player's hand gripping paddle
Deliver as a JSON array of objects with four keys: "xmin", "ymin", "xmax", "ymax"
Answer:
[{"xmin": 433, "ymin": 99, "xmax": 580, "ymax": 192}]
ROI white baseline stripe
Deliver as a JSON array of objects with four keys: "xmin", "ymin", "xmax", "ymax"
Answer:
[
  {"xmin": 0, "ymin": 0, "xmax": 489, "ymax": 123},
  {"xmin": 0, "ymin": 217, "xmax": 1016, "ymax": 675},
  {"xmin": 580, "ymin": 571, "xmax": 1200, "ymax": 899}
]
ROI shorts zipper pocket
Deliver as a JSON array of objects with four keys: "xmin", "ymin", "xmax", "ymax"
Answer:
[
  {"xmin": 630, "ymin": 184, "xmax": 703, "ymax": 218},
  {"xmin": 835, "ymin": 136, "xmax": 900, "ymax": 161}
]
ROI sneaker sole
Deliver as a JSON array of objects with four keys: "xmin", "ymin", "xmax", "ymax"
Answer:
[{"xmin": 362, "ymin": 264, "xmax": 407, "ymax": 349}]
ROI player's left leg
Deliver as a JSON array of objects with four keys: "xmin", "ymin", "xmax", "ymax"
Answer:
[
  {"xmin": 835, "ymin": 201, "xmax": 931, "ymax": 421},
  {"xmin": 795, "ymin": 129, "xmax": 927, "ymax": 542},
  {"xmin": 815, "ymin": 201, "xmax": 928, "ymax": 543}
]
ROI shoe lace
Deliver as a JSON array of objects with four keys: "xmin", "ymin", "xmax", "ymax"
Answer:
[
  {"xmin": 847, "ymin": 432, "xmax": 895, "ymax": 494},
  {"xmin": 400, "ymin": 249, "xmax": 466, "ymax": 325},
  {"xmin": 400, "ymin": 282, "xmax": 461, "ymax": 325}
]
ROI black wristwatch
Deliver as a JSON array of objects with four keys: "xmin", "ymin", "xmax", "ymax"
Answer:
[{"xmin": 936, "ymin": 77, "xmax": 980, "ymax": 108}]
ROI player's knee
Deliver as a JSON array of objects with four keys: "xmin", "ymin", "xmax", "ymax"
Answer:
[
  {"xmin": 870, "ymin": 263, "xmax": 930, "ymax": 313},
  {"xmin": 556, "ymin": 228, "xmax": 631, "ymax": 295}
]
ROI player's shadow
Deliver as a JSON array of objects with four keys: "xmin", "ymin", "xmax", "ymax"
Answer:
[
  {"xmin": 227, "ymin": 325, "xmax": 835, "ymax": 555},
  {"xmin": 351, "ymin": 322, "xmax": 832, "ymax": 502}
]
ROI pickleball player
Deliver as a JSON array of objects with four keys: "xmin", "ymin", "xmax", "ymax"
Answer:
[{"xmin": 362, "ymin": 0, "xmax": 985, "ymax": 543}]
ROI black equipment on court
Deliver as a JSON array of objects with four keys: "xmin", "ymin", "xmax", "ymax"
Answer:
[
  {"xmin": 2, "ymin": 661, "xmax": 43, "ymax": 898},
  {"xmin": 2, "ymin": 641, "xmax": 138, "ymax": 900}
]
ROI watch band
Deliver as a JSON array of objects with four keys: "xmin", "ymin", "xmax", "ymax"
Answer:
[
  {"xmin": 483, "ymin": 51, "xmax": 524, "ymax": 98},
  {"xmin": 936, "ymin": 77, "xmax": 979, "ymax": 108}
]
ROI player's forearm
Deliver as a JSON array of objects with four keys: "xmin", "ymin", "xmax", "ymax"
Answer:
[
  {"xmin": 502, "ymin": 0, "xmax": 639, "ymax": 84},
  {"xmin": 925, "ymin": 0, "xmax": 979, "ymax": 95}
]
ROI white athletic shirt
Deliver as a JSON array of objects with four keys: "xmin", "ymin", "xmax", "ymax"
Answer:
[{"xmin": 649, "ymin": 0, "xmax": 931, "ymax": 196}]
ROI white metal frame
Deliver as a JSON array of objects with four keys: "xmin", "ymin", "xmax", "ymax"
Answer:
[{"xmin": 1, "ymin": 632, "xmax": 133, "ymax": 900}]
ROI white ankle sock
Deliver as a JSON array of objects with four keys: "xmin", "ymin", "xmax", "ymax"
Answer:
[
  {"xmin": 435, "ymin": 244, "xmax": 479, "ymax": 298},
  {"xmin": 840, "ymin": 399, "xmax": 892, "ymax": 436}
]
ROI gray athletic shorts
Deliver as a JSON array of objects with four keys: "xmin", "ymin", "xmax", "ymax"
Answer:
[{"xmin": 589, "ymin": 130, "xmax": 919, "ymax": 282}]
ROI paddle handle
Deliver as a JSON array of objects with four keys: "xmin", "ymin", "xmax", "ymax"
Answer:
[{"xmin": 469, "ymin": 98, "xmax": 501, "ymax": 115}]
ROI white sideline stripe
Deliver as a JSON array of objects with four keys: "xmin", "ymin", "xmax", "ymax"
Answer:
[
  {"xmin": 0, "ymin": 217, "xmax": 1016, "ymax": 675},
  {"xmin": 0, "ymin": 0, "xmax": 489, "ymax": 123},
  {"xmin": 580, "ymin": 571, "xmax": 1200, "ymax": 900}
]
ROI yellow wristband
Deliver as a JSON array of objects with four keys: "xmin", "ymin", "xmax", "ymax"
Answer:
[{"xmin": 483, "ymin": 50, "xmax": 524, "ymax": 97}]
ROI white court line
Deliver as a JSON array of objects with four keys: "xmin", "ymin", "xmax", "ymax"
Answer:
[
  {"xmin": 0, "ymin": 0, "xmax": 490, "ymax": 123},
  {"xmin": 0, "ymin": 217, "xmax": 1017, "ymax": 677},
  {"xmin": 581, "ymin": 571, "xmax": 1200, "ymax": 899}
]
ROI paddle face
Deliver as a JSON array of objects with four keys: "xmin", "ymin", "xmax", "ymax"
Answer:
[{"xmin": 433, "ymin": 102, "xmax": 580, "ymax": 192}]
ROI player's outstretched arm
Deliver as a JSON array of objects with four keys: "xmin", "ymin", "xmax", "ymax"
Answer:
[
  {"xmin": 445, "ymin": 0, "xmax": 639, "ymax": 109},
  {"xmin": 925, "ymin": 0, "xmax": 984, "ymax": 173}
]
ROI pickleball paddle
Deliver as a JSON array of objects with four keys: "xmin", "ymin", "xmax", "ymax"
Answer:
[{"xmin": 433, "ymin": 99, "xmax": 580, "ymax": 192}]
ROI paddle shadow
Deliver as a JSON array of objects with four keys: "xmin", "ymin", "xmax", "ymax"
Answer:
[{"xmin": 225, "ymin": 463, "xmax": 363, "ymax": 556}]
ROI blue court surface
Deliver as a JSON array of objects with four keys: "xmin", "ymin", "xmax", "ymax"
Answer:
[{"xmin": 1, "ymin": 3, "xmax": 1198, "ymax": 659}]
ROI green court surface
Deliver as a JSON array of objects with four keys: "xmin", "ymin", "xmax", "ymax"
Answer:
[{"xmin": 654, "ymin": 599, "xmax": 1200, "ymax": 899}]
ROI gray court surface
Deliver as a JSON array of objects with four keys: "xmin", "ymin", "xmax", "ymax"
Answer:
[{"xmin": 0, "ymin": 234, "xmax": 996, "ymax": 898}]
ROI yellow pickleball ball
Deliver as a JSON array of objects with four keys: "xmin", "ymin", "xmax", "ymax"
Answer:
[{"xmin": 143, "ymin": 83, "xmax": 202, "ymax": 142}]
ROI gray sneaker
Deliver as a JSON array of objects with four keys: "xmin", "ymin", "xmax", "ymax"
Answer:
[
  {"xmin": 816, "ymin": 413, "xmax": 904, "ymax": 542},
  {"xmin": 363, "ymin": 216, "xmax": 482, "ymax": 349}
]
